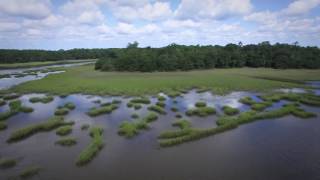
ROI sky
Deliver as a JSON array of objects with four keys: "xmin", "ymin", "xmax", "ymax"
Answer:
[{"xmin": 0, "ymin": 0, "xmax": 319, "ymax": 50}]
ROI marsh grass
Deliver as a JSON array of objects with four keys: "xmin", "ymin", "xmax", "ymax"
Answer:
[
  {"xmin": 185, "ymin": 106, "xmax": 216, "ymax": 117},
  {"xmin": 160, "ymin": 104, "xmax": 316, "ymax": 147},
  {"xmin": 19, "ymin": 166, "xmax": 42, "ymax": 179},
  {"xmin": 55, "ymin": 137, "xmax": 77, "ymax": 146},
  {"xmin": 239, "ymin": 97, "xmax": 256, "ymax": 105},
  {"xmin": 56, "ymin": 125, "xmax": 72, "ymax": 136},
  {"xmin": 29, "ymin": 96, "xmax": 54, "ymax": 103},
  {"xmin": 64, "ymin": 102, "xmax": 76, "ymax": 110},
  {"xmin": 222, "ymin": 106, "xmax": 239, "ymax": 116},
  {"xmin": 0, "ymin": 99, "xmax": 5, "ymax": 106},
  {"xmin": 147, "ymin": 105, "xmax": 166, "ymax": 114},
  {"xmin": 0, "ymin": 100, "xmax": 33, "ymax": 121},
  {"xmin": 175, "ymin": 114, "xmax": 182, "ymax": 118},
  {"xmin": 157, "ymin": 95, "xmax": 166, "ymax": 101},
  {"xmin": 171, "ymin": 107, "xmax": 178, "ymax": 112},
  {"xmin": 7, "ymin": 116, "xmax": 74, "ymax": 143},
  {"xmin": 118, "ymin": 113, "xmax": 158, "ymax": 138},
  {"xmin": 195, "ymin": 101, "xmax": 207, "ymax": 107},
  {"xmin": 156, "ymin": 101, "xmax": 166, "ymax": 108},
  {"xmin": 130, "ymin": 98, "xmax": 151, "ymax": 104},
  {"xmin": 159, "ymin": 119, "xmax": 192, "ymax": 139},
  {"xmin": 54, "ymin": 108, "xmax": 69, "ymax": 116},
  {"xmin": 3, "ymin": 94, "xmax": 20, "ymax": 100},
  {"xmin": 251, "ymin": 101, "xmax": 273, "ymax": 111},
  {"xmin": 0, "ymin": 122, "xmax": 7, "ymax": 130},
  {"xmin": 76, "ymin": 126, "xmax": 104, "ymax": 166},
  {"xmin": 133, "ymin": 104, "xmax": 142, "ymax": 110},
  {"xmin": 131, "ymin": 113, "xmax": 139, "ymax": 119},
  {"xmin": 0, "ymin": 158, "xmax": 16, "ymax": 169},
  {"xmin": 81, "ymin": 124, "xmax": 90, "ymax": 130},
  {"xmin": 87, "ymin": 104, "xmax": 118, "ymax": 117}
]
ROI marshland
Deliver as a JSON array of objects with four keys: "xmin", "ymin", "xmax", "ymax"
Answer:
[{"xmin": 1, "ymin": 1, "xmax": 320, "ymax": 179}]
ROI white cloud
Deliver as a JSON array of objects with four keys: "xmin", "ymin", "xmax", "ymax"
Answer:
[
  {"xmin": 107, "ymin": 1, "xmax": 172, "ymax": 22},
  {"xmin": 0, "ymin": 0, "xmax": 51, "ymax": 19},
  {"xmin": 0, "ymin": 21, "xmax": 21, "ymax": 32},
  {"xmin": 175, "ymin": 0, "xmax": 253, "ymax": 20},
  {"xmin": 282, "ymin": 0, "xmax": 320, "ymax": 15}
]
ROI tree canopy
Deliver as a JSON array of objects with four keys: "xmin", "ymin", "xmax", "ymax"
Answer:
[{"xmin": 95, "ymin": 42, "xmax": 320, "ymax": 72}]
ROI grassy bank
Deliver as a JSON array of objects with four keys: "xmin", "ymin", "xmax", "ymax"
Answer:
[
  {"xmin": 11, "ymin": 65, "xmax": 320, "ymax": 95},
  {"xmin": 0, "ymin": 59, "xmax": 95, "ymax": 69}
]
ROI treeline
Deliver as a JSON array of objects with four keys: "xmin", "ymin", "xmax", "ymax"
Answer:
[
  {"xmin": 0, "ymin": 49, "xmax": 116, "ymax": 63},
  {"xmin": 95, "ymin": 42, "xmax": 320, "ymax": 72}
]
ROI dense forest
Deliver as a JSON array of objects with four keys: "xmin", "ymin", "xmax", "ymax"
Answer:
[
  {"xmin": 1, "ymin": 41, "xmax": 319, "ymax": 71},
  {"xmin": 95, "ymin": 42, "xmax": 320, "ymax": 71}
]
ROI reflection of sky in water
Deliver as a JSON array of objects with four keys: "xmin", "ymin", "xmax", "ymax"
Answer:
[
  {"xmin": 277, "ymin": 88, "xmax": 306, "ymax": 94},
  {"xmin": 0, "ymin": 71, "xmax": 64, "ymax": 90}
]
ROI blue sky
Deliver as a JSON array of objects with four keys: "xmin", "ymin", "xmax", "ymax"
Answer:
[{"xmin": 0, "ymin": 0, "xmax": 319, "ymax": 49}]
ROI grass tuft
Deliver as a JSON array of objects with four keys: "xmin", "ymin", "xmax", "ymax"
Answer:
[
  {"xmin": 7, "ymin": 116, "xmax": 74, "ymax": 143},
  {"xmin": 56, "ymin": 125, "xmax": 72, "ymax": 136},
  {"xmin": 0, "ymin": 158, "xmax": 17, "ymax": 169},
  {"xmin": 29, "ymin": 96, "xmax": 54, "ymax": 103},
  {"xmin": 222, "ymin": 106, "xmax": 240, "ymax": 116},
  {"xmin": 87, "ymin": 104, "xmax": 118, "ymax": 117},
  {"xmin": 76, "ymin": 126, "xmax": 104, "ymax": 166},
  {"xmin": 55, "ymin": 137, "xmax": 77, "ymax": 146},
  {"xmin": 147, "ymin": 105, "xmax": 166, "ymax": 114},
  {"xmin": 19, "ymin": 166, "xmax": 42, "ymax": 179},
  {"xmin": 186, "ymin": 106, "xmax": 216, "ymax": 117}
]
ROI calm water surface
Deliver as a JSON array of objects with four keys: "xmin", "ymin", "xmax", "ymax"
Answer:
[{"xmin": 0, "ymin": 89, "xmax": 320, "ymax": 180}]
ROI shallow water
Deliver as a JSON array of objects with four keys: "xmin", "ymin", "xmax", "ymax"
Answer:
[
  {"xmin": 0, "ymin": 61, "xmax": 93, "ymax": 90},
  {"xmin": 0, "ymin": 90, "xmax": 319, "ymax": 180}
]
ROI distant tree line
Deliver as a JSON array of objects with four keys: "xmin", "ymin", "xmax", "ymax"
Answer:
[
  {"xmin": 0, "ymin": 49, "xmax": 116, "ymax": 63},
  {"xmin": 1, "ymin": 41, "xmax": 319, "ymax": 70},
  {"xmin": 95, "ymin": 42, "xmax": 320, "ymax": 71}
]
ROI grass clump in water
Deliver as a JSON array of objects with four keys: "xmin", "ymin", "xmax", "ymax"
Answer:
[
  {"xmin": 195, "ymin": 101, "xmax": 207, "ymax": 107},
  {"xmin": 87, "ymin": 104, "xmax": 118, "ymax": 117},
  {"xmin": 55, "ymin": 137, "xmax": 77, "ymax": 146},
  {"xmin": 56, "ymin": 125, "xmax": 72, "ymax": 136},
  {"xmin": 29, "ymin": 96, "xmax": 54, "ymax": 103},
  {"xmin": 158, "ymin": 119, "xmax": 192, "ymax": 139},
  {"xmin": 131, "ymin": 113, "xmax": 139, "ymax": 119},
  {"xmin": 185, "ymin": 106, "xmax": 216, "ymax": 117},
  {"xmin": 64, "ymin": 102, "xmax": 76, "ymax": 110},
  {"xmin": 156, "ymin": 101, "xmax": 166, "ymax": 108},
  {"xmin": 160, "ymin": 103, "xmax": 316, "ymax": 147},
  {"xmin": 0, "ymin": 158, "xmax": 17, "ymax": 169},
  {"xmin": 222, "ymin": 106, "xmax": 240, "ymax": 116},
  {"xmin": 81, "ymin": 124, "xmax": 90, "ymax": 130},
  {"xmin": 130, "ymin": 97, "xmax": 151, "ymax": 104},
  {"xmin": 7, "ymin": 116, "xmax": 74, "ymax": 143},
  {"xmin": 19, "ymin": 166, "xmax": 42, "ymax": 179},
  {"xmin": 0, "ymin": 100, "xmax": 33, "ymax": 120},
  {"xmin": 239, "ymin": 96, "xmax": 256, "ymax": 105},
  {"xmin": 171, "ymin": 107, "xmax": 178, "ymax": 112},
  {"xmin": 118, "ymin": 113, "xmax": 158, "ymax": 138},
  {"xmin": 54, "ymin": 107, "xmax": 69, "ymax": 116},
  {"xmin": 0, "ymin": 122, "xmax": 7, "ymax": 130},
  {"xmin": 133, "ymin": 104, "xmax": 142, "ymax": 110},
  {"xmin": 76, "ymin": 126, "xmax": 104, "ymax": 166},
  {"xmin": 148, "ymin": 105, "xmax": 166, "ymax": 114},
  {"xmin": 3, "ymin": 94, "xmax": 20, "ymax": 100},
  {"xmin": 0, "ymin": 99, "xmax": 6, "ymax": 106},
  {"xmin": 157, "ymin": 95, "xmax": 166, "ymax": 101}
]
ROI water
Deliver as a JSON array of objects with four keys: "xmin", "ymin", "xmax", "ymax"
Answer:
[
  {"xmin": 0, "ymin": 61, "xmax": 94, "ymax": 90},
  {"xmin": 0, "ymin": 90, "xmax": 319, "ymax": 180}
]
